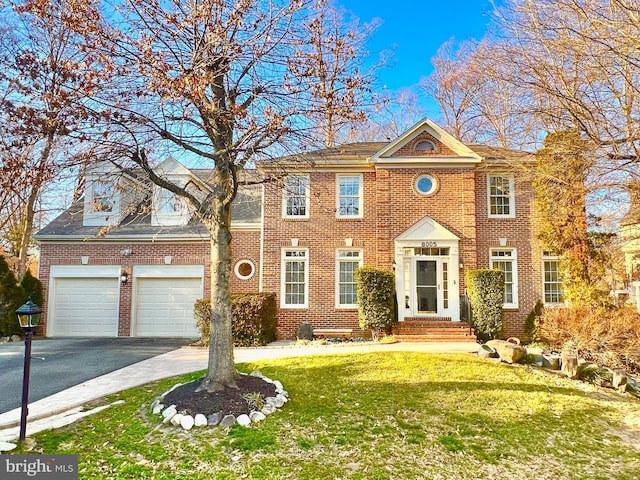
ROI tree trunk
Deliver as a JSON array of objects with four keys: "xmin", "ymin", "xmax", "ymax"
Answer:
[
  {"xmin": 196, "ymin": 196, "xmax": 238, "ymax": 392},
  {"xmin": 17, "ymin": 188, "xmax": 39, "ymax": 279}
]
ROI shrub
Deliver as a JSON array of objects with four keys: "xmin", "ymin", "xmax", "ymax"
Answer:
[
  {"xmin": 21, "ymin": 270, "xmax": 44, "ymax": 307},
  {"xmin": 524, "ymin": 300, "xmax": 544, "ymax": 342},
  {"xmin": 537, "ymin": 306, "xmax": 640, "ymax": 374},
  {"xmin": 0, "ymin": 270, "xmax": 27, "ymax": 336},
  {"xmin": 355, "ymin": 267, "xmax": 396, "ymax": 339},
  {"xmin": 466, "ymin": 269, "xmax": 504, "ymax": 341},
  {"xmin": 194, "ymin": 293, "xmax": 277, "ymax": 347}
]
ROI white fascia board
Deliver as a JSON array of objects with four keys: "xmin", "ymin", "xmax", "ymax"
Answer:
[{"xmin": 371, "ymin": 118, "xmax": 482, "ymax": 163}]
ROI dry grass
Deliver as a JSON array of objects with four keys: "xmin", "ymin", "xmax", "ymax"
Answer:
[{"xmin": 537, "ymin": 306, "xmax": 640, "ymax": 374}]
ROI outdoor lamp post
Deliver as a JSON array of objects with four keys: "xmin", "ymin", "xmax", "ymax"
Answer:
[{"xmin": 15, "ymin": 299, "xmax": 42, "ymax": 442}]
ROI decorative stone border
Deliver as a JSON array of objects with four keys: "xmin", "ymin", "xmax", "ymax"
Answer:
[{"xmin": 151, "ymin": 371, "xmax": 289, "ymax": 430}]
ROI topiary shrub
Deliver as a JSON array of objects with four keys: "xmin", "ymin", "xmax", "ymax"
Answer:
[
  {"xmin": 466, "ymin": 269, "xmax": 504, "ymax": 341},
  {"xmin": 194, "ymin": 293, "xmax": 277, "ymax": 347},
  {"xmin": 355, "ymin": 267, "xmax": 396, "ymax": 340}
]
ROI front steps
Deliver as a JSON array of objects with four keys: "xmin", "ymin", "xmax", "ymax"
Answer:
[{"xmin": 393, "ymin": 317, "xmax": 477, "ymax": 343}]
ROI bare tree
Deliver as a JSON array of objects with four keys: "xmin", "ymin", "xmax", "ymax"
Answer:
[
  {"xmin": 30, "ymin": 0, "xmax": 378, "ymax": 392},
  {"xmin": 288, "ymin": 2, "xmax": 383, "ymax": 147},
  {"xmin": 0, "ymin": 1, "xmax": 101, "ymax": 276},
  {"xmin": 422, "ymin": 39, "xmax": 538, "ymax": 149}
]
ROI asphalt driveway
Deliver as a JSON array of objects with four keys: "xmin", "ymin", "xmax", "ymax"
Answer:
[{"xmin": 0, "ymin": 337, "xmax": 196, "ymax": 414}]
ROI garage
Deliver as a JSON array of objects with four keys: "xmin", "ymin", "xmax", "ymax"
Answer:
[
  {"xmin": 133, "ymin": 266, "xmax": 204, "ymax": 337},
  {"xmin": 48, "ymin": 269, "xmax": 120, "ymax": 337}
]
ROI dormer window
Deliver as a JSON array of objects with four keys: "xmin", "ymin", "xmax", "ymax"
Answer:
[
  {"xmin": 91, "ymin": 180, "xmax": 115, "ymax": 212},
  {"xmin": 414, "ymin": 140, "xmax": 435, "ymax": 152},
  {"xmin": 158, "ymin": 189, "xmax": 186, "ymax": 214},
  {"xmin": 83, "ymin": 174, "xmax": 121, "ymax": 227},
  {"xmin": 153, "ymin": 187, "xmax": 189, "ymax": 226}
]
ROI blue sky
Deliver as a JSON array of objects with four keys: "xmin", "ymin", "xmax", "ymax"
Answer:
[{"xmin": 339, "ymin": 0, "xmax": 500, "ymax": 115}]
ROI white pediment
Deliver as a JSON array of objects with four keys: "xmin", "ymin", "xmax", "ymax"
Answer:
[
  {"xmin": 371, "ymin": 118, "xmax": 481, "ymax": 165},
  {"xmin": 396, "ymin": 216, "xmax": 459, "ymax": 242}
]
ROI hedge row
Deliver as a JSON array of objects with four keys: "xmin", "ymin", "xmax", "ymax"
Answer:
[{"xmin": 194, "ymin": 293, "xmax": 277, "ymax": 347}]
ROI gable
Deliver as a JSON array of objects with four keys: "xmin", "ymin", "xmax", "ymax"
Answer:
[
  {"xmin": 396, "ymin": 216, "xmax": 460, "ymax": 242},
  {"xmin": 371, "ymin": 118, "xmax": 481, "ymax": 167}
]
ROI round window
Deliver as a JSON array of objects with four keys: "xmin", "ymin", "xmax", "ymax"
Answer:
[
  {"xmin": 415, "ymin": 175, "xmax": 438, "ymax": 196},
  {"xmin": 234, "ymin": 260, "xmax": 255, "ymax": 280}
]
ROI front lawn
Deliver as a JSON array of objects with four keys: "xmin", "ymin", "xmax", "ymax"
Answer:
[{"xmin": 18, "ymin": 352, "xmax": 640, "ymax": 479}]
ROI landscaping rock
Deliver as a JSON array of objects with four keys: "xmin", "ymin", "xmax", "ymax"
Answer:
[
  {"xmin": 170, "ymin": 413, "xmax": 184, "ymax": 426},
  {"xmin": 613, "ymin": 369, "xmax": 628, "ymax": 393},
  {"xmin": 486, "ymin": 339, "xmax": 526, "ymax": 364},
  {"xmin": 208, "ymin": 412, "xmax": 222, "ymax": 426},
  {"xmin": 249, "ymin": 370, "xmax": 263, "ymax": 378},
  {"xmin": 194, "ymin": 414, "xmax": 208, "ymax": 427},
  {"xmin": 180, "ymin": 415, "xmax": 195, "ymax": 430},
  {"xmin": 266, "ymin": 396, "xmax": 285, "ymax": 408},
  {"xmin": 478, "ymin": 344, "xmax": 498, "ymax": 359},
  {"xmin": 220, "ymin": 414, "xmax": 236, "ymax": 428},
  {"xmin": 542, "ymin": 354, "xmax": 561, "ymax": 370},
  {"xmin": 249, "ymin": 411, "xmax": 266, "ymax": 423},
  {"xmin": 273, "ymin": 380, "xmax": 284, "ymax": 392},
  {"xmin": 0, "ymin": 441, "xmax": 17, "ymax": 452},
  {"xmin": 561, "ymin": 351, "xmax": 579, "ymax": 379},
  {"xmin": 261, "ymin": 404, "xmax": 277, "ymax": 415},
  {"xmin": 237, "ymin": 414, "xmax": 251, "ymax": 427},
  {"xmin": 152, "ymin": 403, "xmax": 164, "ymax": 415},
  {"xmin": 162, "ymin": 405, "xmax": 177, "ymax": 419},
  {"xmin": 276, "ymin": 394, "xmax": 288, "ymax": 404},
  {"xmin": 10, "ymin": 334, "xmax": 21, "ymax": 342},
  {"xmin": 297, "ymin": 322, "xmax": 314, "ymax": 341}
]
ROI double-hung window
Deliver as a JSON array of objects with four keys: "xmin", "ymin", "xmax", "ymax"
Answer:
[
  {"xmin": 336, "ymin": 174, "xmax": 363, "ymax": 218},
  {"xmin": 283, "ymin": 175, "xmax": 309, "ymax": 218},
  {"xmin": 336, "ymin": 249, "xmax": 363, "ymax": 308},
  {"xmin": 488, "ymin": 174, "xmax": 515, "ymax": 218},
  {"xmin": 543, "ymin": 252, "xmax": 564, "ymax": 304},
  {"xmin": 91, "ymin": 180, "xmax": 115, "ymax": 213},
  {"xmin": 281, "ymin": 249, "xmax": 308, "ymax": 308},
  {"xmin": 490, "ymin": 249, "xmax": 518, "ymax": 308}
]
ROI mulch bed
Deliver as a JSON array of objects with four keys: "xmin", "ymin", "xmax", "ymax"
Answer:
[{"xmin": 162, "ymin": 374, "xmax": 277, "ymax": 417}]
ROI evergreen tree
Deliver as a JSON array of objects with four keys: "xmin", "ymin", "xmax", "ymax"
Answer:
[
  {"xmin": 533, "ymin": 131, "xmax": 609, "ymax": 307},
  {"xmin": 21, "ymin": 270, "xmax": 43, "ymax": 307},
  {"xmin": 0, "ymin": 270, "xmax": 27, "ymax": 336}
]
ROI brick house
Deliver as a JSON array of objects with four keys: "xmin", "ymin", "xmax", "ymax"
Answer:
[{"xmin": 35, "ymin": 118, "xmax": 559, "ymax": 339}]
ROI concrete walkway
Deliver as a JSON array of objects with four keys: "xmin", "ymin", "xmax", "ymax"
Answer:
[{"xmin": 0, "ymin": 341, "xmax": 479, "ymax": 442}]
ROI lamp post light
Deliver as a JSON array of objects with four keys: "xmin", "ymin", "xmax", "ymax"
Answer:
[{"xmin": 15, "ymin": 299, "xmax": 42, "ymax": 442}]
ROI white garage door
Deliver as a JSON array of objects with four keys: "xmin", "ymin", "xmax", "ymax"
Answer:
[
  {"xmin": 51, "ymin": 278, "xmax": 119, "ymax": 336},
  {"xmin": 135, "ymin": 277, "xmax": 202, "ymax": 337}
]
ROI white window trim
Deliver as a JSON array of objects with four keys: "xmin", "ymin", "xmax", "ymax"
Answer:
[
  {"xmin": 335, "ymin": 248, "xmax": 363, "ymax": 308},
  {"xmin": 335, "ymin": 173, "xmax": 364, "ymax": 219},
  {"xmin": 83, "ymin": 177, "xmax": 121, "ymax": 226},
  {"xmin": 152, "ymin": 187, "xmax": 190, "ymax": 226},
  {"xmin": 542, "ymin": 253, "xmax": 564, "ymax": 306},
  {"xmin": 490, "ymin": 248, "xmax": 519, "ymax": 309},
  {"xmin": 234, "ymin": 259, "xmax": 256, "ymax": 280},
  {"xmin": 281, "ymin": 248, "xmax": 309, "ymax": 308},
  {"xmin": 282, "ymin": 174, "xmax": 310, "ymax": 219},
  {"xmin": 487, "ymin": 174, "xmax": 516, "ymax": 219}
]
